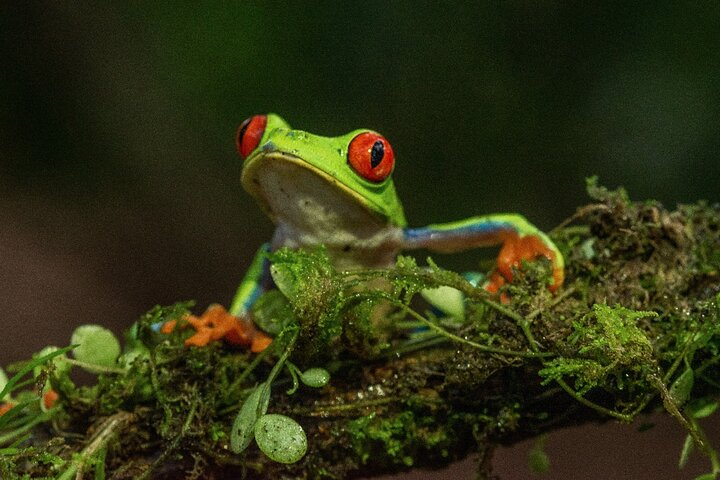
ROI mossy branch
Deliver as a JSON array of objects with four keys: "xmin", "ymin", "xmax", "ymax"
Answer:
[{"xmin": 1, "ymin": 182, "xmax": 719, "ymax": 479}]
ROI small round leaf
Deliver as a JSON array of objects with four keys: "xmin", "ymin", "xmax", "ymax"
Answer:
[
  {"xmin": 270, "ymin": 265, "xmax": 298, "ymax": 300},
  {"xmin": 254, "ymin": 414, "xmax": 307, "ymax": 464},
  {"xmin": 70, "ymin": 325, "xmax": 121, "ymax": 371},
  {"xmin": 230, "ymin": 383, "xmax": 270, "ymax": 453},
  {"xmin": 252, "ymin": 290, "xmax": 296, "ymax": 335},
  {"xmin": 300, "ymin": 368, "xmax": 330, "ymax": 388},
  {"xmin": 33, "ymin": 346, "xmax": 71, "ymax": 378}
]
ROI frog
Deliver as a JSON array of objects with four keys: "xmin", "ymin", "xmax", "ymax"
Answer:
[{"xmin": 177, "ymin": 113, "xmax": 564, "ymax": 350}]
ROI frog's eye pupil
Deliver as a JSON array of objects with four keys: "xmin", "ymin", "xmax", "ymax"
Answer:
[
  {"xmin": 237, "ymin": 120, "xmax": 251, "ymax": 144},
  {"xmin": 348, "ymin": 132, "xmax": 395, "ymax": 183},
  {"xmin": 236, "ymin": 115, "xmax": 267, "ymax": 159},
  {"xmin": 370, "ymin": 140, "xmax": 384, "ymax": 168}
]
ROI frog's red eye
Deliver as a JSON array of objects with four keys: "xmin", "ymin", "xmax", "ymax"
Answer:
[
  {"xmin": 236, "ymin": 115, "xmax": 267, "ymax": 158},
  {"xmin": 347, "ymin": 132, "xmax": 394, "ymax": 183}
]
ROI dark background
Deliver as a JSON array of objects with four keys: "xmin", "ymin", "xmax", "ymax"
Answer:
[{"xmin": 1, "ymin": 3, "xmax": 718, "ymax": 478}]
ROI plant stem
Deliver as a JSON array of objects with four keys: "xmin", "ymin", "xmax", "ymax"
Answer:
[
  {"xmin": 649, "ymin": 373, "xmax": 708, "ymax": 453},
  {"xmin": 226, "ymin": 344, "xmax": 272, "ymax": 398},
  {"xmin": 554, "ymin": 378, "xmax": 632, "ymax": 422},
  {"xmin": 291, "ymin": 397, "xmax": 399, "ymax": 417},
  {"xmin": 0, "ymin": 411, "xmax": 52, "ymax": 445},
  {"xmin": 55, "ymin": 411, "xmax": 133, "ymax": 480},
  {"xmin": 62, "ymin": 359, "xmax": 125, "ymax": 375},
  {"xmin": 479, "ymin": 297, "xmax": 544, "ymax": 351},
  {"xmin": 138, "ymin": 400, "xmax": 198, "ymax": 480},
  {"xmin": 398, "ymin": 302, "xmax": 551, "ymax": 358}
]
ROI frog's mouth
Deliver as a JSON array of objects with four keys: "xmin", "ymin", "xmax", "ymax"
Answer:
[{"xmin": 241, "ymin": 149, "xmax": 389, "ymax": 232}]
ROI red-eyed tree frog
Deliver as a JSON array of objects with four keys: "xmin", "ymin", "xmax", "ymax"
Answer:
[{"xmin": 179, "ymin": 113, "xmax": 564, "ymax": 350}]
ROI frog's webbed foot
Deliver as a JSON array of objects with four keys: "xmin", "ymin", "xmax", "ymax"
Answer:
[
  {"xmin": 162, "ymin": 304, "xmax": 272, "ymax": 353},
  {"xmin": 486, "ymin": 233, "xmax": 564, "ymax": 296}
]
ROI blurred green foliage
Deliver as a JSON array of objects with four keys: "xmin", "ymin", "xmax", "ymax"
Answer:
[{"xmin": 3, "ymin": 2, "xmax": 719, "ymax": 210}]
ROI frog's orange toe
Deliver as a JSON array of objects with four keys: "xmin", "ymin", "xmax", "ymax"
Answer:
[
  {"xmin": 484, "ymin": 271, "xmax": 510, "ymax": 303},
  {"xmin": 183, "ymin": 305, "xmax": 229, "ymax": 347},
  {"xmin": 250, "ymin": 331, "xmax": 273, "ymax": 353},
  {"xmin": 160, "ymin": 319, "xmax": 177, "ymax": 334},
  {"xmin": 184, "ymin": 329, "xmax": 214, "ymax": 347},
  {"xmin": 485, "ymin": 271, "xmax": 506, "ymax": 294},
  {"xmin": 180, "ymin": 304, "xmax": 272, "ymax": 352},
  {"xmin": 550, "ymin": 266, "xmax": 565, "ymax": 293},
  {"xmin": 492, "ymin": 233, "xmax": 563, "ymax": 294}
]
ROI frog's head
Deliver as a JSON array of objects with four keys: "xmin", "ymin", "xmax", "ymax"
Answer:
[{"xmin": 236, "ymin": 114, "xmax": 407, "ymax": 231}]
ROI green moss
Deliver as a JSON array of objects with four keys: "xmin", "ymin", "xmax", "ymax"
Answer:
[
  {"xmin": 348, "ymin": 411, "xmax": 452, "ymax": 468},
  {"xmin": 267, "ymin": 247, "xmax": 345, "ymax": 359},
  {"xmin": 539, "ymin": 304, "xmax": 656, "ymax": 395}
]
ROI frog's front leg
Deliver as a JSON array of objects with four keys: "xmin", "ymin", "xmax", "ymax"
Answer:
[
  {"xmin": 229, "ymin": 243, "xmax": 271, "ymax": 317},
  {"xmin": 403, "ymin": 214, "xmax": 564, "ymax": 292}
]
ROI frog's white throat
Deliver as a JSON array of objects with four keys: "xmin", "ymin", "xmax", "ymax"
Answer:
[{"xmin": 242, "ymin": 152, "xmax": 402, "ymax": 269}]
